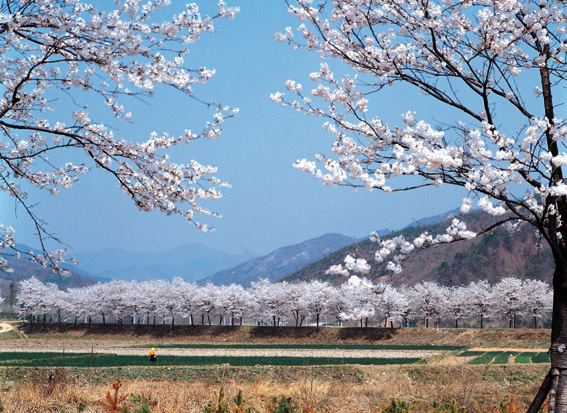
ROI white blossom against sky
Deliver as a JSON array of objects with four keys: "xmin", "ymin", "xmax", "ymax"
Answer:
[{"xmin": 1, "ymin": 1, "xmax": 466, "ymax": 256}]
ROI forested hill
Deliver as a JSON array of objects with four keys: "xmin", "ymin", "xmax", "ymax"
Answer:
[
  {"xmin": 200, "ymin": 233, "xmax": 358, "ymax": 287},
  {"xmin": 285, "ymin": 211, "xmax": 554, "ymax": 287}
]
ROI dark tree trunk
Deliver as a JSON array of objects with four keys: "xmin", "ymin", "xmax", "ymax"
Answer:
[
  {"xmin": 549, "ymin": 261, "xmax": 567, "ymax": 411},
  {"xmin": 316, "ymin": 313, "xmax": 320, "ymax": 328},
  {"xmin": 529, "ymin": 249, "xmax": 567, "ymax": 412},
  {"xmin": 480, "ymin": 314, "xmax": 484, "ymax": 329},
  {"xmin": 455, "ymin": 319, "xmax": 458, "ymax": 329}
]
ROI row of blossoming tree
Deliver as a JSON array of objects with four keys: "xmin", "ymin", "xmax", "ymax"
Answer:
[{"xmin": 16, "ymin": 276, "xmax": 552, "ymax": 329}]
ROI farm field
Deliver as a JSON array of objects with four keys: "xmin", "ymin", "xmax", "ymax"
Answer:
[{"xmin": 0, "ymin": 322, "xmax": 553, "ymax": 412}]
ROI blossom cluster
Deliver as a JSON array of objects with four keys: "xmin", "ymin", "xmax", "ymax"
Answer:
[
  {"xmin": 0, "ymin": 1, "xmax": 239, "ymax": 269},
  {"xmin": 278, "ymin": 0, "xmax": 567, "ymax": 277}
]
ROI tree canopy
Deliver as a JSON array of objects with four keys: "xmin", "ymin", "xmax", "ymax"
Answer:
[{"xmin": 0, "ymin": 0, "xmax": 239, "ymax": 273}]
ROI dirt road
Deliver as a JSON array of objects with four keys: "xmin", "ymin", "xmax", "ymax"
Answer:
[{"xmin": 0, "ymin": 323, "xmax": 12, "ymax": 334}]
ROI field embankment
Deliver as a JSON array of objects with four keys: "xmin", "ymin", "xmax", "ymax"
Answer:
[{"xmin": 19, "ymin": 323, "xmax": 551, "ymax": 348}]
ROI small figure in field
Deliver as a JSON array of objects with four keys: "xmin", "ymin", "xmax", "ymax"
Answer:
[{"xmin": 149, "ymin": 347, "xmax": 157, "ymax": 363}]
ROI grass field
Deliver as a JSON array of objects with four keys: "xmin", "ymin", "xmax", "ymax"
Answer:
[
  {"xmin": 0, "ymin": 323, "xmax": 553, "ymax": 412},
  {"xmin": 456, "ymin": 350, "xmax": 551, "ymax": 365},
  {"xmin": 0, "ymin": 352, "xmax": 422, "ymax": 368}
]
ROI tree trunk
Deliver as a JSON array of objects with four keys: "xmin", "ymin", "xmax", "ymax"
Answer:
[
  {"xmin": 549, "ymin": 262, "xmax": 567, "ymax": 411},
  {"xmin": 316, "ymin": 313, "xmax": 320, "ymax": 328},
  {"xmin": 480, "ymin": 313, "xmax": 484, "ymax": 329},
  {"xmin": 530, "ymin": 254, "xmax": 567, "ymax": 411},
  {"xmin": 455, "ymin": 319, "xmax": 458, "ymax": 329}
]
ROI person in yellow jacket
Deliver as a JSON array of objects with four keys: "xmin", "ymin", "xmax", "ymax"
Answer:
[{"xmin": 149, "ymin": 347, "xmax": 157, "ymax": 363}]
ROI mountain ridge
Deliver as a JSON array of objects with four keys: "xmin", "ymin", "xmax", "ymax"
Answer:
[
  {"xmin": 73, "ymin": 244, "xmax": 253, "ymax": 282},
  {"xmin": 285, "ymin": 210, "xmax": 553, "ymax": 287},
  {"xmin": 200, "ymin": 233, "xmax": 358, "ymax": 287}
]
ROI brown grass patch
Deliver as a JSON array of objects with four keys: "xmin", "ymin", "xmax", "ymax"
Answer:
[{"xmin": 0, "ymin": 364, "xmax": 549, "ymax": 412}]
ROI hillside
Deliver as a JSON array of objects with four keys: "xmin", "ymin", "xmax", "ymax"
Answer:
[
  {"xmin": 285, "ymin": 211, "xmax": 554, "ymax": 286},
  {"xmin": 1, "ymin": 253, "xmax": 99, "ymax": 292},
  {"xmin": 200, "ymin": 233, "xmax": 358, "ymax": 287}
]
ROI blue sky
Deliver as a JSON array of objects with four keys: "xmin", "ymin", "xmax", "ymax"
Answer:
[{"xmin": 2, "ymin": 2, "xmax": 467, "ymax": 257}]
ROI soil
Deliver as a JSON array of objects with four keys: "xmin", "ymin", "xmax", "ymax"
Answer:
[{"xmin": 0, "ymin": 323, "xmax": 549, "ymax": 364}]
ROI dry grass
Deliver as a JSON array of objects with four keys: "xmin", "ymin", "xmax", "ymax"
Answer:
[
  {"xmin": 0, "ymin": 326, "xmax": 552, "ymax": 411},
  {"xmin": 0, "ymin": 363, "xmax": 549, "ymax": 412}
]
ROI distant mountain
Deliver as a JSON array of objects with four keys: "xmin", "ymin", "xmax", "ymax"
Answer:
[
  {"xmin": 1, "ymin": 248, "xmax": 99, "ymax": 293},
  {"xmin": 200, "ymin": 233, "xmax": 358, "ymax": 287},
  {"xmin": 405, "ymin": 208, "xmax": 461, "ymax": 228},
  {"xmin": 73, "ymin": 244, "xmax": 252, "ymax": 282},
  {"xmin": 286, "ymin": 210, "xmax": 553, "ymax": 287}
]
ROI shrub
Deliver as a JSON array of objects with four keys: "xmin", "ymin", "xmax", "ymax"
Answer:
[
  {"xmin": 430, "ymin": 400, "xmax": 466, "ymax": 412},
  {"xmin": 267, "ymin": 396, "xmax": 299, "ymax": 413},
  {"xmin": 203, "ymin": 386, "xmax": 229, "ymax": 413},
  {"xmin": 97, "ymin": 379, "xmax": 129, "ymax": 413},
  {"xmin": 232, "ymin": 390, "xmax": 252, "ymax": 413},
  {"xmin": 381, "ymin": 399, "xmax": 411, "ymax": 413}
]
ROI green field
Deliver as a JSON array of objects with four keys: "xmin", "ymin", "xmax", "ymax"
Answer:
[
  {"xmin": 457, "ymin": 350, "xmax": 550, "ymax": 364},
  {"xmin": 0, "ymin": 352, "xmax": 421, "ymax": 368}
]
